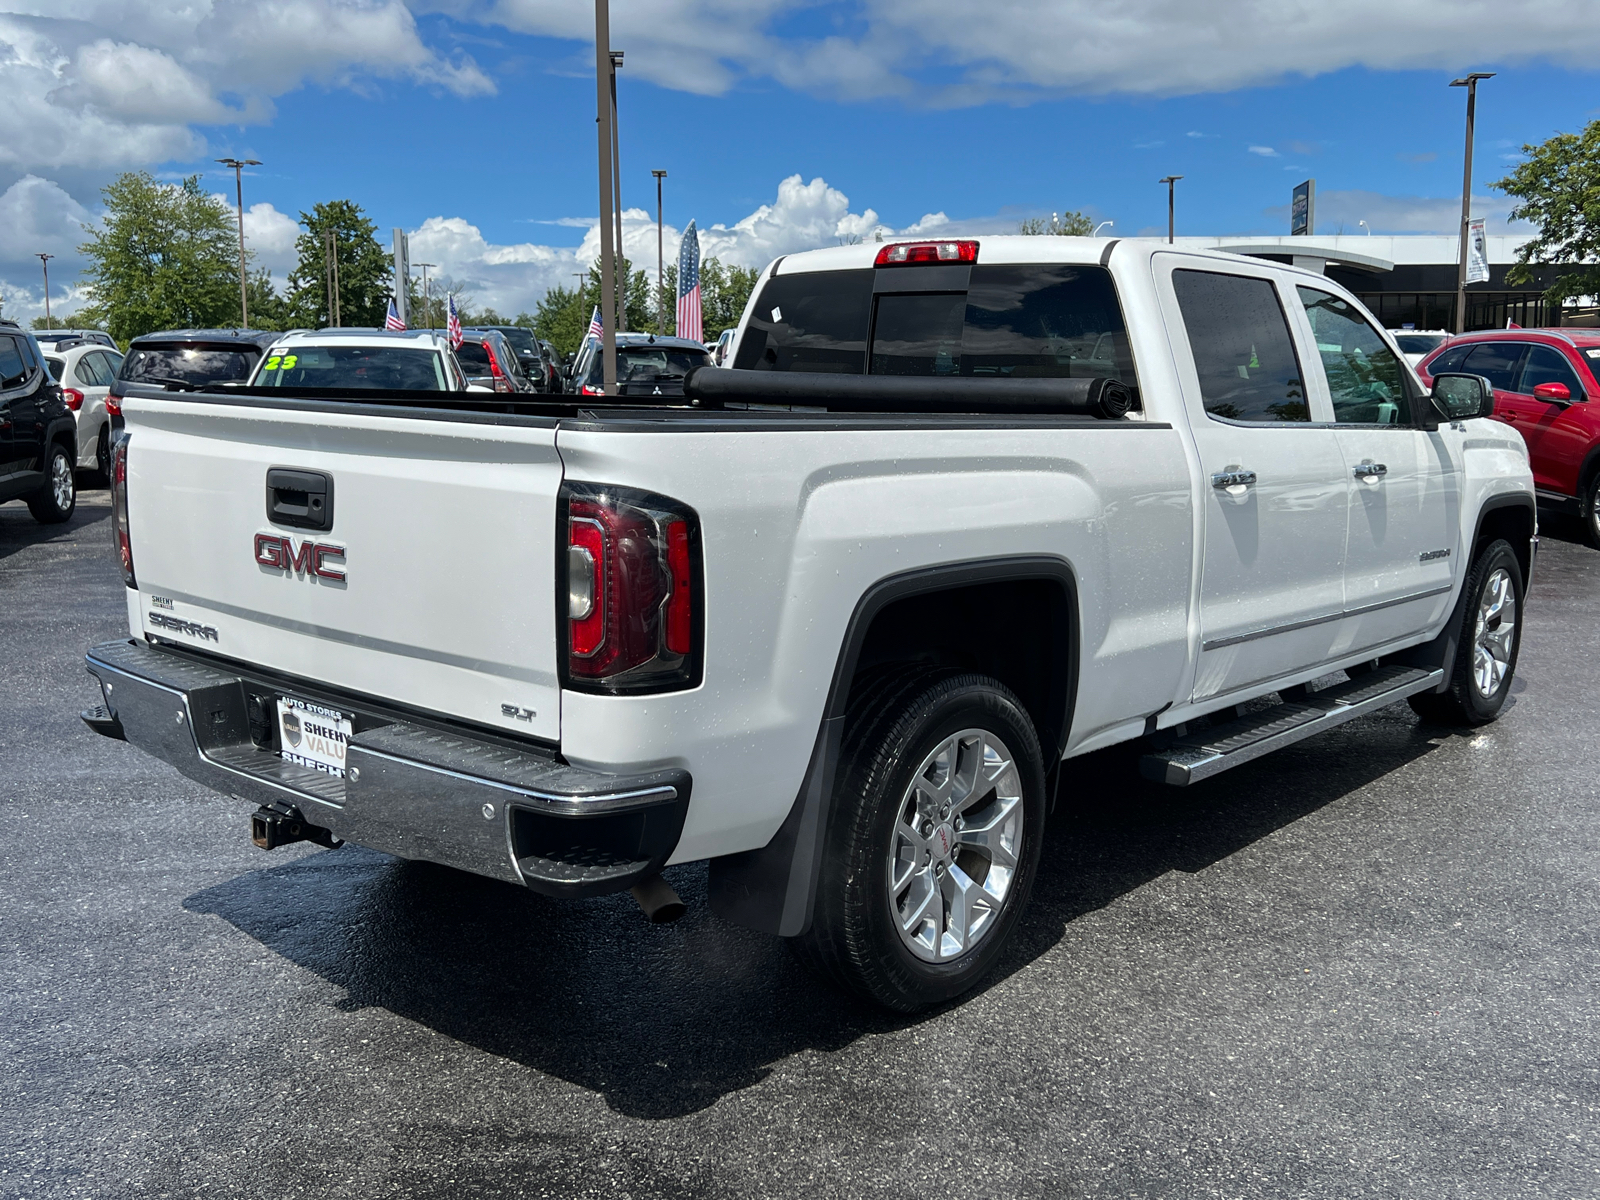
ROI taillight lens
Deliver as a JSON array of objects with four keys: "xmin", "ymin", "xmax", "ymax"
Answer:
[
  {"xmin": 63, "ymin": 387, "xmax": 84, "ymax": 411},
  {"xmin": 875, "ymin": 239, "xmax": 979, "ymax": 266},
  {"xmin": 110, "ymin": 433, "xmax": 135, "ymax": 588},
  {"xmin": 562, "ymin": 482, "xmax": 700, "ymax": 692},
  {"xmin": 105, "ymin": 395, "xmax": 122, "ymax": 418},
  {"xmin": 580, "ymin": 383, "xmax": 605, "ymax": 396}
]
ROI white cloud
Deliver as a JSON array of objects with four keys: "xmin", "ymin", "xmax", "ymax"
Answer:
[
  {"xmin": 439, "ymin": 0, "xmax": 1600, "ymax": 103},
  {"xmin": 237, "ymin": 200, "xmax": 303, "ymax": 279},
  {"xmin": 0, "ymin": 1, "xmax": 491, "ymax": 175},
  {"xmin": 0, "ymin": 175, "xmax": 92, "ymax": 262},
  {"xmin": 1248, "ymin": 145, "xmax": 1280, "ymax": 157}
]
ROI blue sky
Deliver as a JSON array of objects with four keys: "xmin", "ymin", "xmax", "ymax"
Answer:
[{"xmin": 3, "ymin": 0, "xmax": 1598, "ymax": 321}]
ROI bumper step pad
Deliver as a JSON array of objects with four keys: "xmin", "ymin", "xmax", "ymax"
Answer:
[{"xmin": 1141, "ymin": 664, "xmax": 1443, "ymax": 786}]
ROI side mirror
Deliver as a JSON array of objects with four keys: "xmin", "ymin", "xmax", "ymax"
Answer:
[
  {"xmin": 1429, "ymin": 372, "xmax": 1494, "ymax": 422},
  {"xmin": 1533, "ymin": 381, "xmax": 1572, "ymax": 405}
]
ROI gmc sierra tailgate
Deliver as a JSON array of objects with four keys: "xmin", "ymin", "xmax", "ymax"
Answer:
[{"xmin": 119, "ymin": 395, "xmax": 562, "ymax": 743}]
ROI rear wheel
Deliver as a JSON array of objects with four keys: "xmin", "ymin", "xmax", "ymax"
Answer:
[
  {"xmin": 1408, "ymin": 538, "xmax": 1522, "ymax": 726},
  {"xmin": 792, "ymin": 671, "xmax": 1046, "ymax": 1011},
  {"xmin": 27, "ymin": 443, "xmax": 76, "ymax": 524}
]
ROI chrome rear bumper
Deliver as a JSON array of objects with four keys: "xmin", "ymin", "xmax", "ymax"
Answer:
[{"xmin": 84, "ymin": 640, "xmax": 690, "ymax": 897}]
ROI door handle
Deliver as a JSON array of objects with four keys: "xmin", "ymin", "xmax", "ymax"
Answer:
[
  {"xmin": 1353, "ymin": 461, "xmax": 1387, "ymax": 481},
  {"xmin": 1211, "ymin": 469, "xmax": 1257, "ymax": 489}
]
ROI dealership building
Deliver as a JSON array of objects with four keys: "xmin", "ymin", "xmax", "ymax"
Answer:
[{"xmin": 1168, "ymin": 234, "xmax": 1570, "ymax": 331}]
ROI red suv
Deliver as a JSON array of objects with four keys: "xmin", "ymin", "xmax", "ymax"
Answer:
[{"xmin": 1419, "ymin": 329, "xmax": 1600, "ymax": 547}]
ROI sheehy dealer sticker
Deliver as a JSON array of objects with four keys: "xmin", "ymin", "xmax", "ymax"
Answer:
[{"xmin": 277, "ymin": 697, "xmax": 352, "ymax": 776}]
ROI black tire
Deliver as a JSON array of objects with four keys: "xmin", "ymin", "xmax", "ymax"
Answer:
[
  {"xmin": 792, "ymin": 669, "xmax": 1047, "ymax": 1012},
  {"xmin": 1408, "ymin": 538, "xmax": 1523, "ymax": 726},
  {"xmin": 26, "ymin": 443, "xmax": 76, "ymax": 525},
  {"xmin": 1580, "ymin": 469, "xmax": 1600, "ymax": 551},
  {"xmin": 95, "ymin": 424, "xmax": 111, "ymax": 486}
]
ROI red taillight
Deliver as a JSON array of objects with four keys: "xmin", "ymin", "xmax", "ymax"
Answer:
[
  {"xmin": 105, "ymin": 395, "xmax": 122, "ymax": 418},
  {"xmin": 486, "ymin": 344, "xmax": 513, "ymax": 392},
  {"xmin": 580, "ymin": 383, "xmax": 605, "ymax": 396},
  {"xmin": 875, "ymin": 239, "xmax": 979, "ymax": 267},
  {"xmin": 62, "ymin": 387, "xmax": 84, "ymax": 411},
  {"xmin": 110, "ymin": 434, "xmax": 135, "ymax": 588},
  {"xmin": 563, "ymin": 484, "xmax": 699, "ymax": 692}
]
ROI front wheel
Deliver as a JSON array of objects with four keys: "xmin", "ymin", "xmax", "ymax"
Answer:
[
  {"xmin": 1409, "ymin": 538, "xmax": 1523, "ymax": 726},
  {"xmin": 27, "ymin": 444, "xmax": 76, "ymax": 524},
  {"xmin": 792, "ymin": 671, "xmax": 1046, "ymax": 1011},
  {"xmin": 1580, "ymin": 470, "xmax": 1600, "ymax": 551}
]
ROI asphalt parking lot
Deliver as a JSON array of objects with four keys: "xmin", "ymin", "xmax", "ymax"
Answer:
[{"xmin": 3, "ymin": 489, "xmax": 1598, "ymax": 1199}]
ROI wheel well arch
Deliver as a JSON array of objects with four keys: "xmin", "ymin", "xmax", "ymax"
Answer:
[
  {"xmin": 708, "ymin": 555, "xmax": 1080, "ymax": 938},
  {"xmin": 1472, "ymin": 494, "xmax": 1536, "ymax": 585},
  {"xmin": 1577, "ymin": 444, "xmax": 1600, "ymax": 499}
]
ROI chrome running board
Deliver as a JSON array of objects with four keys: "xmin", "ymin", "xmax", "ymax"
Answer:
[{"xmin": 1141, "ymin": 665, "xmax": 1445, "ymax": 786}]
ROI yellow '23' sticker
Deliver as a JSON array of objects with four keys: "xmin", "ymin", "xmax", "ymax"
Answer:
[{"xmin": 263, "ymin": 355, "xmax": 298, "ymax": 371}]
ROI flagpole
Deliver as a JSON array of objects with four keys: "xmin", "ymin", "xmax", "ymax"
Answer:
[{"xmin": 594, "ymin": 0, "xmax": 618, "ymax": 395}]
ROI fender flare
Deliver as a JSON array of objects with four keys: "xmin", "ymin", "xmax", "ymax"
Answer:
[
  {"xmin": 708, "ymin": 555, "xmax": 1079, "ymax": 937},
  {"xmin": 1394, "ymin": 491, "xmax": 1536, "ymax": 690}
]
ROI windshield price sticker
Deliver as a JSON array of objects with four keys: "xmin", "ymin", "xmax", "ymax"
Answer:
[
  {"xmin": 261, "ymin": 355, "xmax": 298, "ymax": 372},
  {"xmin": 277, "ymin": 696, "xmax": 352, "ymax": 776}
]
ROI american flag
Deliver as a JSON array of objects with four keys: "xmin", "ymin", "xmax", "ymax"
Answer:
[
  {"xmin": 385, "ymin": 297, "xmax": 405, "ymax": 331},
  {"xmin": 586, "ymin": 305, "xmax": 603, "ymax": 342},
  {"xmin": 447, "ymin": 294, "xmax": 462, "ymax": 349},
  {"xmin": 676, "ymin": 220, "xmax": 702, "ymax": 343}
]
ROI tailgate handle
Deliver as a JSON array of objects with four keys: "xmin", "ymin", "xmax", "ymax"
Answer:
[{"xmin": 266, "ymin": 468, "xmax": 334, "ymax": 532}]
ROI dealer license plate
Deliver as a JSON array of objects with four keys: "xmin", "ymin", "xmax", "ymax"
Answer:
[{"xmin": 277, "ymin": 697, "xmax": 352, "ymax": 777}]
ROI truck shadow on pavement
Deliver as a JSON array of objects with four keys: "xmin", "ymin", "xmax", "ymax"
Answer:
[
  {"xmin": 0, "ymin": 490, "xmax": 109, "ymax": 560},
  {"xmin": 185, "ymin": 706, "xmax": 1449, "ymax": 1121}
]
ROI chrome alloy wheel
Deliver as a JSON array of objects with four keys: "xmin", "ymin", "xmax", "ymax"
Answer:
[
  {"xmin": 887, "ymin": 728, "xmax": 1024, "ymax": 963},
  {"xmin": 51, "ymin": 451, "xmax": 74, "ymax": 511},
  {"xmin": 1473, "ymin": 567, "xmax": 1517, "ymax": 699}
]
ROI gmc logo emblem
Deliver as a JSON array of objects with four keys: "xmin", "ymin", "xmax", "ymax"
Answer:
[{"xmin": 255, "ymin": 533, "xmax": 346, "ymax": 581}]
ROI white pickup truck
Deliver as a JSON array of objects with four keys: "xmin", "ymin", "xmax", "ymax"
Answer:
[{"xmin": 83, "ymin": 237, "xmax": 1535, "ymax": 1011}]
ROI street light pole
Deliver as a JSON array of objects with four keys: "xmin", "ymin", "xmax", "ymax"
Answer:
[
  {"xmin": 35, "ymin": 253, "xmax": 53, "ymax": 330},
  {"xmin": 416, "ymin": 263, "xmax": 436, "ymax": 330},
  {"xmin": 593, "ymin": 0, "xmax": 618, "ymax": 394},
  {"xmin": 1159, "ymin": 176, "xmax": 1182, "ymax": 244},
  {"xmin": 216, "ymin": 157, "xmax": 261, "ymax": 327},
  {"xmin": 609, "ymin": 49, "xmax": 626, "ymax": 333},
  {"xmin": 1093, "ymin": 220, "xmax": 1114, "ymax": 237},
  {"xmin": 1450, "ymin": 72, "xmax": 1494, "ymax": 335},
  {"xmin": 652, "ymin": 169, "xmax": 667, "ymax": 335}
]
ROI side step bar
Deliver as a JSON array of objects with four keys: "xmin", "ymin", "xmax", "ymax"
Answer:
[{"xmin": 1141, "ymin": 665, "xmax": 1445, "ymax": 786}]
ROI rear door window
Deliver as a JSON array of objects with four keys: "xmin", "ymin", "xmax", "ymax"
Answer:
[
  {"xmin": 1461, "ymin": 343, "xmax": 1526, "ymax": 392},
  {"xmin": 1172, "ymin": 270, "xmax": 1309, "ymax": 422}
]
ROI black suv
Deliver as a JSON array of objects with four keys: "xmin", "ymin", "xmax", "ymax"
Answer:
[
  {"xmin": 470, "ymin": 325, "xmax": 558, "ymax": 392},
  {"xmin": 110, "ymin": 329, "xmax": 283, "ymax": 428},
  {"xmin": 0, "ymin": 320, "xmax": 79, "ymax": 524}
]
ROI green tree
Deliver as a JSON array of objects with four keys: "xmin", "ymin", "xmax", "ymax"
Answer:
[
  {"xmin": 245, "ymin": 270, "xmax": 292, "ymax": 331},
  {"xmin": 1494, "ymin": 119, "xmax": 1600, "ymax": 305},
  {"xmin": 1019, "ymin": 209, "xmax": 1095, "ymax": 236},
  {"xmin": 285, "ymin": 200, "xmax": 391, "ymax": 328},
  {"xmin": 77, "ymin": 172, "xmax": 241, "ymax": 342}
]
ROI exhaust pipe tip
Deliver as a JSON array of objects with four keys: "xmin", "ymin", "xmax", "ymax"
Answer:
[{"xmin": 630, "ymin": 874, "xmax": 686, "ymax": 924}]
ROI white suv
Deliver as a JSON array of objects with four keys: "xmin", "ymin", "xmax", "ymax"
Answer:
[
  {"xmin": 247, "ymin": 329, "xmax": 485, "ymax": 391},
  {"xmin": 43, "ymin": 339, "xmax": 124, "ymax": 479}
]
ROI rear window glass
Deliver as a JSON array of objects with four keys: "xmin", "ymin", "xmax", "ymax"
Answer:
[
  {"xmin": 1423, "ymin": 345, "xmax": 1470, "ymax": 374},
  {"xmin": 45, "ymin": 356, "xmax": 65, "ymax": 380},
  {"xmin": 1394, "ymin": 334, "xmax": 1446, "ymax": 355},
  {"xmin": 256, "ymin": 346, "xmax": 447, "ymax": 390},
  {"xmin": 584, "ymin": 346, "xmax": 710, "ymax": 387},
  {"xmin": 734, "ymin": 269, "xmax": 874, "ymax": 373},
  {"xmin": 122, "ymin": 347, "xmax": 256, "ymax": 386},
  {"xmin": 456, "ymin": 341, "xmax": 492, "ymax": 373},
  {"xmin": 492, "ymin": 327, "xmax": 539, "ymax": 357},
  {"xmin": 0, "ymin": 337, "xmax": 27, "ymax": 387},
  {"xmin": 736, "ymin": 263, "xmax": 1139, "ymax": 393}
]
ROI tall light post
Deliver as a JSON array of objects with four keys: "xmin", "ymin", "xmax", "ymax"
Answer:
[
  {"xmin": 652, "ymin": 169, "xmax": 667, "ymax": 335},
  {"xmin": 1159, "ymin": 176, "xmax": 1182, "ymax": 244},
  {"xmin": 609, "ymin": 48, "xmax": 626, "ymax": 333},
  {"xmin": 215, "ymin": 157, "xmax": 261, "ymax": 327},
  {"xmin": 1093, "ymin": 220, "xmax": 1114, "ymax": 237},
  {"xmin": 1358, "ymin": 220, "xmax": 1372, "ymax": 237},
  {"xmin": 415, "ymin": 263, "xmax": 436, "ymax": 330},
  {"xmin": 35, "ymin": 253, "xmax": 53, "ymax": 329},
  {"xmin": 1451, "ymin": 72, "xmax": 1494, "ymax": 334},
  {"xmin": 593, "ymin": 0, "xmax": 618, "ymax": 395}
]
